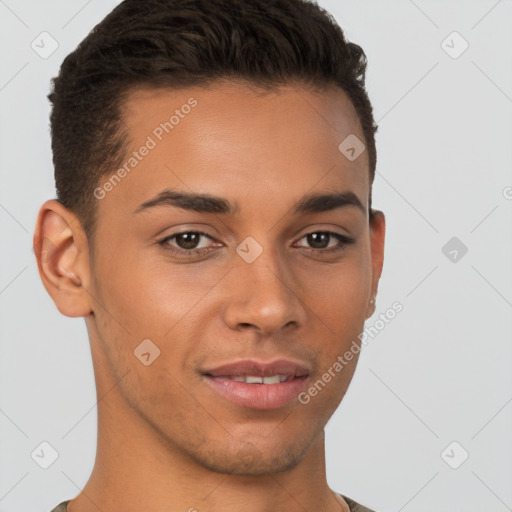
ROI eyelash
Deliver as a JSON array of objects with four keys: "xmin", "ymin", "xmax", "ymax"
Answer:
[{"xmin": 158, "ymin": 230, "xmax": 355, "ymax": 259}]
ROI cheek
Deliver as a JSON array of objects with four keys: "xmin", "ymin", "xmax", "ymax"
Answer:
[
  {"xmin": 92, "ymin": 239, "xmax": 220, "ymax": 338},
  {"xmin": 298, "ymin": 250, "xmax": 372, "ymax": 328},
  {"xmin": 88, "ymin": 247, "xmax": 208, "ymax": 412},
  {"xmin": 300, "ymin": 357, "xmax": 359, "ymax": 424},
  {"xmin": 295, "ymin": 250, "xmax": 372, "ymax": 394}
]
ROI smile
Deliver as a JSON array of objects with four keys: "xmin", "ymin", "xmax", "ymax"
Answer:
[
  {"xmin": 201, "ymin": 359, "xmax": 310, "ymax": 410},
  {"xmin": 225, "ymin": 375, "xmax": 289, "ymax": 384}
]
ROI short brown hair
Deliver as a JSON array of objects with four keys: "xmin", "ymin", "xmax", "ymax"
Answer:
[{"xmin": 49, "ymin": 0, "xmax": 378, "ymax": 240}]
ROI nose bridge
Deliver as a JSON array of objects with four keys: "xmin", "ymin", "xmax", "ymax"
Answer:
[{"xmin": 223, "ymin": 234, "xmax": 305, "ymax": 333}]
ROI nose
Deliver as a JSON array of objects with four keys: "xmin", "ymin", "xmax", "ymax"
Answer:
[{"xmin": 222, "ymin": 240, "xmax": 307, "ymax": 336}]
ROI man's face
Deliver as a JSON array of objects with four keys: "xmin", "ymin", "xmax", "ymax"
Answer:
[{"xmin": 85, "ymin": 81, "xmax": 384, "ymax": 475}]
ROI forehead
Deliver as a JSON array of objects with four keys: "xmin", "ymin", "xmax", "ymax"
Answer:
[
  {"xmin": 97, "ymin": 81, "xmax": 369, "ymax": 220},
  {"xmin": 122, "ymin": 80, "xmax": 365, "ymax": 148}
]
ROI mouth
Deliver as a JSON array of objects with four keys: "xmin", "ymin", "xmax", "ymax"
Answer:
[
  {"xmin": 201, "ymin": 359, "xmax": 310, "ymax": 410},
  {"xmin": 218, "ymin": 375, "xmax": 293, "ymax": 384}
]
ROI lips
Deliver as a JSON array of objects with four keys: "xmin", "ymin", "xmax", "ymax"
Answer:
[
  {"xmin": 204, "ymin": 359, "xmax": 310, "ymax": 379},
  {"xmin": 201, "ymin": 359, "xmax": 310, "ymax": 410}
]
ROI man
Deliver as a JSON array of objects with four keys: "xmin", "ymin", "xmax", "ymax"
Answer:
[{"xmin": 34, "ymin": 0, "xmax": 385, "ymax": 510}]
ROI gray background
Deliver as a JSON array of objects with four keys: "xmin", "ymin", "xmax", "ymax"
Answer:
[{"xmin": 1, "ymin": 1, "xmax": 511, "ymax": 511}]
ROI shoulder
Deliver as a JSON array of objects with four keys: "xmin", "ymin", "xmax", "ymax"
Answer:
[
  {"xmin": 49, "ymin": 500, "xmax": 70, "ymax": 512},
  {"xmin": 339, "ymin": 494, "xmax": 376, "ymax": 512}
]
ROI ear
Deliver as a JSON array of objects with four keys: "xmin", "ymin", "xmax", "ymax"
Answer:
[
  {"xmin": 33, "ymin": 199, "xmax": 93, "ymax": 317},
  {"xmin": 365, "ymin": 209, "xmax": 386, "ymax": 319}
]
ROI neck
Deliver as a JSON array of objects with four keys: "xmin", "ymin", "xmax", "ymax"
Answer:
[{"xmin": 72, "ymin": 405, "xmax": 343, "ymax": 511}]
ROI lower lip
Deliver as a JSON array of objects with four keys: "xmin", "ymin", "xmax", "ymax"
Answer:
[{"xmin": 203, "ymin": 376, "xmax": 309, "ymax": 410}]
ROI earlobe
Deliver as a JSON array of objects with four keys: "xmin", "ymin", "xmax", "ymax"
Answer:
[
  {"xmin": 365, "ymin": 296, "xmax": 376, "ymax": 319},
  {"xmin": 33, "ymin": 200, "xmax": 92, "ymax": 317}
]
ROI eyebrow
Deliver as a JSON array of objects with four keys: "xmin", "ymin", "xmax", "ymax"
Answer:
[
  {"xmin": 133, "ymin": 188, "xmax": 365, "ymax": 216},
  {"xmin": 134, "ymin": 189, "xmax": 234, "ymax": 215},
  {"xmin": 294, "ymin": 191, "xmax": 365, "ymax": 215}
]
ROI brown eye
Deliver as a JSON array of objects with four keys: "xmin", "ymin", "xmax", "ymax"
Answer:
[
  {"xmin": 295, "ymin": 231, "xmax": 355, "ymax": 252},
  {"xmin": 174, "ymin": 232, "xmax": 202, "ymax": 250},
  {"xmin": 159, "ymin": 231, "xmax": 217, "ymax": 256},
  {"xmin": 306, "ymin": 232, "xmax": 331, "ymax": 249}
]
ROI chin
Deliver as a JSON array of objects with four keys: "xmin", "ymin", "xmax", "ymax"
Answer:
[{"xmin": 188, "ymin": 436, "xmax": 314, "ymax": 476}]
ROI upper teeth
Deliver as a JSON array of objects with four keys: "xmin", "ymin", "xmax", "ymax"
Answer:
[{"xmin": 231, "ymin": 375, "xmax": 288, "ymax": 384}]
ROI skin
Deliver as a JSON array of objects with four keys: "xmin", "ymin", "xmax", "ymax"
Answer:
[{"xmin": 34, "ymin": 81, "xmax": 385, "ymax": 512}]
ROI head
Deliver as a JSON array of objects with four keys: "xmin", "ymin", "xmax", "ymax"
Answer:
[{"xmin": 35, "ymin": 0, "xmax": 385, "ymax": 477}]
